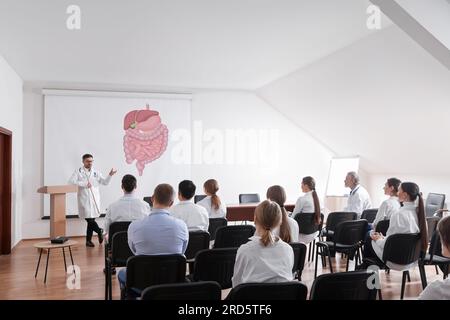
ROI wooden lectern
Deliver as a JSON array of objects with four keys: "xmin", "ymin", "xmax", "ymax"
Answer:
[{"xmin": 37, "ymin": 185, "xmax": 78, "ymax": 238}]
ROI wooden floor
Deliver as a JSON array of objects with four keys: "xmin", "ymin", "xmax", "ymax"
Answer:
[{"xmin": 0, "ymin": 236, "xmax": 443, "ymax": 300}]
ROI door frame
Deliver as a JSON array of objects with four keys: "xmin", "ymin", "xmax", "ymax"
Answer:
[{"xmin": 0, "ymin": 127, "xmax": 12, "ymax": 254}]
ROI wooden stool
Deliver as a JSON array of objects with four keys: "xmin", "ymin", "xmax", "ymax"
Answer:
[{"xmin": 33, "ymin": 240, "xmax": 78, "ymax": 284}]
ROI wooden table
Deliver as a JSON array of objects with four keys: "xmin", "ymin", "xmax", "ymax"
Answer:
[
  {"xmin": 226, "ymin": 203, "xmax": 295, "ymax": 222},
  {"xmin": 34, "ymin": 240, "xmax": 77, "ymax": 284}
]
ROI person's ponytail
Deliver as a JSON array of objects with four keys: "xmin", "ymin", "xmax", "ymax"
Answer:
[
  {"xmin": 278, "ymin": 206, "xmax": 292, "ymax": 243},
  {"xmin": 255, "ymin": 200, "xmax": 282, "ymax": 247},
  {"xmin": 312, "ymin": 190, "xmax": 321, "ymax": 225},
  {"xmin": 211, "ymin": 194, "xmax": 221, "ymax": 211},
  {"xmin": 417, "ymin": 193, "xmax": 428, "ymax": 251}
]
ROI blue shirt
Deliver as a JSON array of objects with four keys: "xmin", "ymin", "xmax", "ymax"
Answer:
[{"xmin": 127, "ymin": 209, "xmax": 188, "ymax": 256}]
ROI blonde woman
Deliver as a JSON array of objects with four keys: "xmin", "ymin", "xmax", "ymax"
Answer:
[{"xmin": 267, "ymin": 185, "xmax": 299, "ymax": 243}]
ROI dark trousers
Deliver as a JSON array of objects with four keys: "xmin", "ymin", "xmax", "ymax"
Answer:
[
  {"xmin": 85, "ymin": 218, "xmax": 102, "ymax": 242},
  {"xmin": 357, "ymin": 236, "xmax": 385, "ymax": 270}
]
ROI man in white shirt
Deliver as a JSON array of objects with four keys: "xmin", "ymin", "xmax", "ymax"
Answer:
[
  {"xmin": 170, "ymin": 180, "xmax": 209, "ymax": 231},
  {"xmin": 104, "ymin": 174, "xmax": 150, "ymax": 236},
  {"xmin": 343, "ymin": 171, "xmax": 372, "ymax": 218}
]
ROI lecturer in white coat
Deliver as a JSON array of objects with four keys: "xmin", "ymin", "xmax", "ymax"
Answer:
[{"xmin": 69, "ymin": 153, "xmax": 117, "ymax": 247}]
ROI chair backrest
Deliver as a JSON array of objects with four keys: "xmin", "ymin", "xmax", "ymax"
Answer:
[
  {"xmin": 194, "ymin": 195, "xmax": 207, "ymax": 204},
  {"xmin": 108, "ymin": 221, "xmax": 132, "ymax": 242},
  {"xmin": 143, "ymin": 196, "xmax": 153, "ymax": 207},
  {"xmin": 334, "ymin": 220, "xmax": 368, "ymax": 246},
  {"xmin": 208, "ymin": 218, "xmax": 228, "ymax": 241},
  {"xmin": 361, "ymin": 209, "xmax": 378, "ymax": 224},
  {"xmin": 426, "ymin": 216, "xmax": 441, "ymax": 243},
  {"xmin": 214, "ymin": 225, "xmax": 255, "ymax": 248},
  {"xmin": 375, "ymin": 219, "xmax": 390, "ymax": 235},
  {"xmin": 185, "ymin": 231, "xmax": 211, "ymax": 260},
  {"xmin": 238, "ymin": 193, "xmax": 260, "ymax": 204},
  {"xmin": 310, "ymin": 270, "xmax": 377, "ymax": 300},
  {"xmin": 325, "ymin": 212, "xmax": 358, "ymax": 232},
  {"xmin": 382, "ymin": 233, "xmax": 421, "ymax": 266},
  {"xmin": 228, "ymin": 282, "xmax": 308, "ymax": 300},
  {"xmin": 428, "ymin": 230, "xmax": 443, "ymax": 259},
  {"xmin": 141, "ymin": 281, "xmax": 221, "ymax": 300},
  {"xmin": 425, "ymin": 193, "xmax": 446, "ymax": 217},
  {"xmin": 294, "ymin": 212, "xmax": 321, "ymax": 235},
  {"xmin": 126, "ymin": 255, "xmax": 186, "ymax": 291},
  {"xmin": 110, "ymin": 231, "xmax": 134, "ymax": 267},
  {"xmin": 193, "ymin": 248, "xmax": 238, "ymax": 289},
  {"xmin": 289, "ymin": 242, "xmax": 307, "ymax": 279}
]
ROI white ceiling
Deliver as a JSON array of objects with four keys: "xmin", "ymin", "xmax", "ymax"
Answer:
[{"xmin": 0, "ymin": 0, "xmax": 388, "ymax": 90}]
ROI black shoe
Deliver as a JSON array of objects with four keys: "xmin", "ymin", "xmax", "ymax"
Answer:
[
  {"xmin": 98, "ymin": 229, "xmax": 104, "ymax": 244},
  {"xmin": 86, "ymin": 240, "xmax": 95, "ymax": 247}
]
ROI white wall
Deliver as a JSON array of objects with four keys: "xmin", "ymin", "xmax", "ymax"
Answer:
[
  {"xmin": 0, "ymin": 55, "xmax": 23, "ymax": 247},
  {"xmin": 21, "ymin": 88, "xmax": 333, "ymax": 239}
]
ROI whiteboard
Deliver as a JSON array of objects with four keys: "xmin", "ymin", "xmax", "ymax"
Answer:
[
  {"xmin": 325, "ymin": 157, "xmax": 360, "ymax": 197},
  {"xmin": 43, "ymin": 92, "xmax": 192, "ymax": 216}
]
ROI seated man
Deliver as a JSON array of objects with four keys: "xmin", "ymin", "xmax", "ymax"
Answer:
[
  {"xmin": 343, "ymin": 171, "xmax": 372, "ymax": 218},
  {"xmin": 118, "ymin": 183, "xmax": 188, "ymax": 289},
  {"xmin": 170, "ymin": 180, "xmax": 209, "ymax": 232},
  {"xmin": 104, "ymin": 174, "xmax": 150, "ymax": 237}
]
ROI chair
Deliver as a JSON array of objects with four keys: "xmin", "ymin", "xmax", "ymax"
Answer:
[
  {"xmin": 290, "ymin": 242, "xmax": 307, "ymax": 281},
  {"xmin": 104, "ymin": 221, "xmax": 132, "ymax": 265},
  {"xmin": 238, "ymin": 193, "xmax": 260, "ymax": 204},
  {"xmin": 214, "ymin": 225, "xmax": 255, "ymax": 248},
  {"xmin": 143, "ymin": 196, "xmax": 153, "ymax": 207},
  {"xmin": 123, "ymin": 254, "xmax": 186, "ymax": 300},
  {"xmin": 208, "ymin": 218, "xmax": 227, "ymax": 241},
  {"xmin": 419, "ymin": 230, "xmax": 450, "ymax": 289},
  {"xmin": 194, "ymin": 195, "xmax": 207, "ymax": 203},
  {"xmin": 426, "ymin": 216, "xmax": 441, "ymax": 243},
  {"xmin": 320, "ymin": 212, "xmax": 358, "ymax": 240},
  {"xmin": 227, "ymin": 282, "xmax": 308, "ymax": 300},
  {"xmin": 141, "ymin": 281, "xmax": 221, "ymax": 300},
  {"xmin": 185, "ymin": 231, "xmax": 210, "ymax": 273},
  {"xmin": 191, "ymin": 248, "xmax": 238, "ymax": 289},
  {"xmin": 425, "ymin": 193, "xmax": 445, "ymax": 217},
  {"xmin": 361, "ymin": 209, "xmax": 378, "ymax": 224},
  {"xmin": 294, "ymin": 213, "xmax": 324, "ymax": 262},
  {"xmin": 310, "ymin": 270, "xmax": 378, "ymax": 300},
  {"xmin": 375, "ymin": 219, "xmax": 390, "ymax": 235},
  {"xmin": 315, "ymin": 220, "xmax": 368, "ymax": 278},
  {"xmin": 105, "ymin": 231, "xmax": 134, "ymax": 300}
]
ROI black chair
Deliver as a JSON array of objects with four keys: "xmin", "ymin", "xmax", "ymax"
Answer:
[
  {"xmin": 239, "ymin": 193, "xmax": 260, "ymax": 204},
  {"xmin": 320, "ymin": 212, "xmax": 358, "ymax": 240},
  {"xmin": 361, "ymin": 209, "xmax": 378, "ymax": 224},
  {"xmin": 419, "ymin": 230, "xmax": 450, "ymax": 289},
  {"xmin": 141, "ymin": 281, "xmax": 221, "ymax": 300},
  {"xmin": 104, "ymin": 221, "xmax": 132, "ymax": 268},
  {"xmin": 426, "ymin": 216, "xmax": 441, "ymax": 243},
  {"xmin": 310, "ymin": 270, "xmax": 378, "ymax": 300},
  {"xmin": 185, "ymin": 231, "xmax": 210, "ymax": 273},
  {"xmin": 191, "ymin": 248, "xmax": 238, "ymax": 289},
  {"xmin": 143, "ymin": 196, "xmax": 153, "ymax": 207},
  {"xmin": 105, "ymin": 231, "xmax": 134, "ymax": 300},
  {"xmin": 294, "ymin": 213, "xmax": 324, "ymax": 262},
  {"xmin": 208, "ymin": 218, "xmax": 227, "ymax": 241},
  {"xmin": 290, "ymin": 242, "xmax": 307, "ymax": 281},
  {"xmin": 214, "ymin": 225, "xmax": 255, "ymax": 248},
  {"xmin": 194, "ymin": 195, "xmax": 207, "ymax": 203},
  {"xmin": 315, "ymin": 220, "xmax": 368, "ymax": 278},
  {"xmin": 425, "ymin": 193, "xmax": 445, "ymax": 217},
  {"xmin": 227, "ymin": 282, "xmax": 308, "ymax": 300},
  {"xmin": 122, "ymin": 254, "xmax": 186, "ymax": 300},
  {"xmin": 375, "ymin": 219, "xmax": 390, "ymax": 235}
]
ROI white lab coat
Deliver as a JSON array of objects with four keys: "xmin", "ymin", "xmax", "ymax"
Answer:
[
  {"xmin": 293, "ymin": 192, "xmax": 320, "ymax": 244},
  {"xmin": 169, "ymin": 200, "xmax": 210, "ymax": 232},
  {"xmin": 372, "ymin": 196, "xmax": 401, "ymax": 228},
  {"xmin": 104, "ymin": 194, "xmax": 150, "ymax": 234},
  {"xmin": 197, "ymin": 196, "xmax": 227, "ymax": 218},
  {"xmin": 68, "ymin": 167, "xmax": 112, "ymax": 219},
  {"xmin": 344, "ymin": 185, "xmax": 372, "ymax": 217},
  {"xmin": 273, "ymin": 215, "xmax": 299, "ymax": 243}
]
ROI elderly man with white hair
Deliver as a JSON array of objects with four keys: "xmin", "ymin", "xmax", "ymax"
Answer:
[{"xmin": 343, "ymin": 171, "xmax": 372, "ymax": 218}]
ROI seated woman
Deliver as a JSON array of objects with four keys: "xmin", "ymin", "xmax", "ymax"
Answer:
[
  {"xmin": 372, "ymin": 177, "xmax": 401, "ymax": 229},
  {"xmin": 419, "ymin": 215, "xmax": 450, "ymax": 300},
  {"xmin": 231, "ymin": 200, "xmax": 294, "ymax": 287},
  {"xmin": 197, "ymin": 179, "xmax": 226, "ymax": 218},
  {"xmin": 292, "ymin": 176, "xmax": 322, "ymax": 244},
  {"xmin": 360, "ymin": 182, "xmax": 428, "ymax": 270},
  {"xmin": 266, "ymin": 185, "xmax": 299, "ymax": 243}
]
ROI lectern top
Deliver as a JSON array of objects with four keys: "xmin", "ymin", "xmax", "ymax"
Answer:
[{"xmin": 37, "ymin": 185, "xmax": 78, "ymax": 194}]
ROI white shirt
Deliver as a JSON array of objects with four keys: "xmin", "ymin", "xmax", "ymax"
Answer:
[
  {"xmin": 197, "ymin": 196, "xmax": 227, "ymax": 218},
  {"xmin": 232, "ymin": 236, "xmax": 294, "ymax": 287},
  {"xmin": 344, "ymin": 185, "xmax": 372, "ymax": 217},
  {"xmin": 273, "ymin": 215, "xmax": 299, "ymax": 243},
  {"xmin": 293, "ymin": 191, "xmax": 315, "ymax": 215},
  {"xmin": 169, "ymin": 200, "xmax": 209, "ymax": 232},
  {"xmin": 104, "ymin": 194, "xmax": 150, "ymax": 234},
  {"xmin": 372, "ymin": 202, "xmax": 419, "ymax": 270},
  {"xmin": 68, "ymin": 167, "xmax": 112, "ymax": 219},
  {"xmin": 372, "ymin": 196, "xmax": 401, "ymax": 228},
  {"xmin": 418, "ymin": 278, "xmax": 450, "ymax": 300}
]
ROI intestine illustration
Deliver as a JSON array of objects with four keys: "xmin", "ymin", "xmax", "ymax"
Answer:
[{"xmin": 123, "ymin": 105, "xmax": 169, "ymax": 176}]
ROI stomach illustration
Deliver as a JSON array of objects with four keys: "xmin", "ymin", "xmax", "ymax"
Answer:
[{"xmin": 123, "ymin": 105, "xmax": 169, "ymax": 176}]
